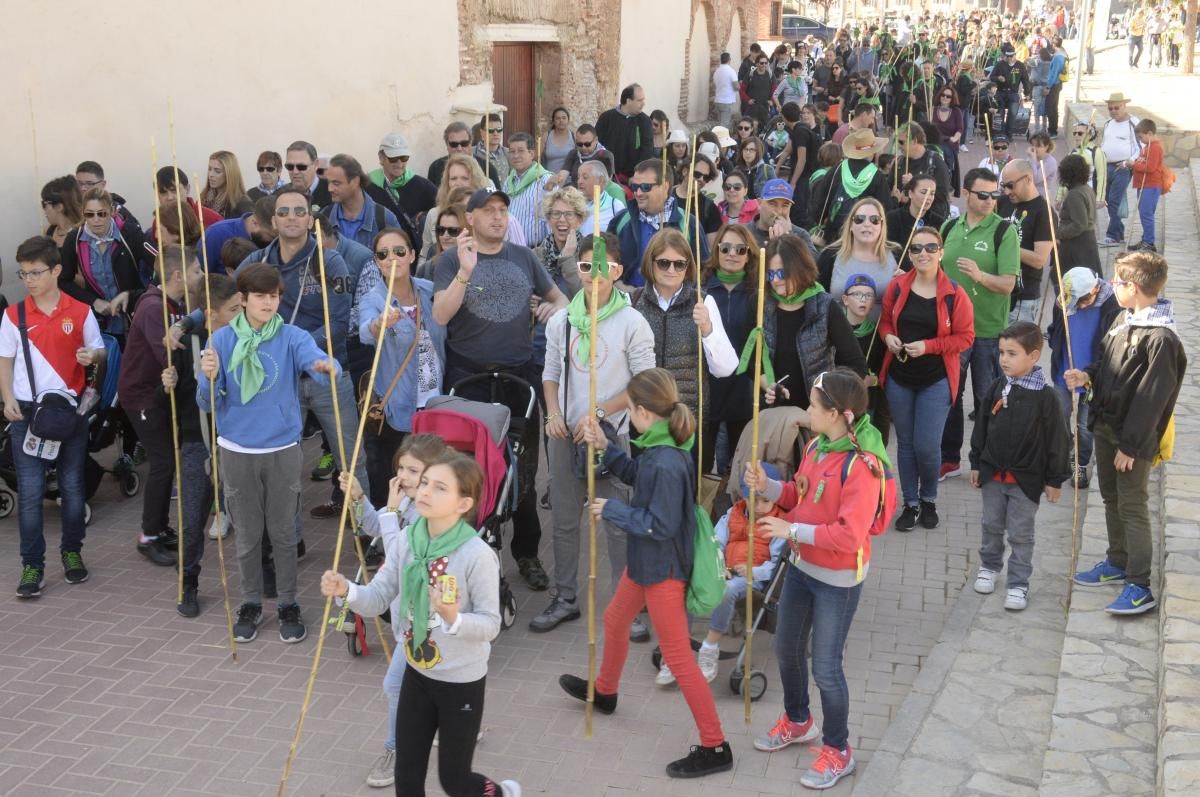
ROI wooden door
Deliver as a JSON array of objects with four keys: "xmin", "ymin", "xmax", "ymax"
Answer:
[{"xmin": 492, "ymin": 43, "xmax": 534, "ymax": 137}]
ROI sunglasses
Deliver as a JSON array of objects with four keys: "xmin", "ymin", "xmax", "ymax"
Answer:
[
  {"xmin": 909, "ymin": 243, "xmax": 942, "ymax": 254},
  {"xmin": 723, "ymin": 183, "xmax": 745, "ymax": 192},
  {"xmin": 629, "ymin": 182, "xmax": 658, "ymax": 194},
  {"xmin": 1107, "ymin": 105, "xmax": 1123, "ymax": 111},
  {"xmin": 374, "ymin": 246, "xmax": 409, "ymax": 260},
  {"xmin": 576, "ymin": 139, "xmax": 596, "ymax": 148},
  {"xmin": 577, "ymin": 260, "xmax": 619, "ymax": 273},
  {"xmin": 766, "ymin": 269, "xmax": 785, "ymax": 282},
  {"xmin": 737, "ymin": 125, "xmax": 752, "ymax": 131},
  {"xmin": 1072, "ymin": 131, "xmax": 1086, "ymax": 137},
  {"xmin": 992, "ymin": 144, "xmax": 1009, "ymax": 150},
  {"xmin": 257, "ymin": 165, "xmax": 277, "ymax": 173},
  {"xmin": 275, "ymin": 206, "xmax": 309, "ymax": 217},
  {"xmin": 718, "ymin": 243, "xmax": 749, "ymax": 255},
  {"xmin": 851, "ymin": 214, "xmax": 882, "ymax": 225},
  {"xmin": 654, "ymin": 258, "xmax": 689, "ymax": 273},
  {"xmin": 969, "ymin": 190, "xmax": 1002, "ymax": 200},
  {"xmin": 693, "ymin": 171, "xmax": 711, "ymax": 183},
  {"xmin": 284, "ymin": 163, "xmax": 309, "ymax": 171},
  {"xmin": 1000, "ymin": 175, "xmax": 1028, "ymax": 190},
  {"xmin": 385, "ymin": 155, "xmax": 410, "ymax": 164},
  {"xmin": 436, "ymin": 225, "xmax": 462, "ymax": 237},
  {"xmin": 487, "ymin": 127, "xmax": 504, "ymax": 134},
  {"xmin": 83, "ymin": 210, "xmax": 110, "ymax": 219},
  {"xmin": 447, "ymin": 140, "xmax": 471, "ymax": 149}
]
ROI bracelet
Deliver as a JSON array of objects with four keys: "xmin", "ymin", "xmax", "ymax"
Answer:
[
  {"xmin": 386, "ymin": 505, "xmax": 399, "ymax": 514},
  {"xmin": 454, "ymin": 272, "xmax": 471, "ymax": 286},
  {"xmin": 543, "ymin": 412, "xmax": 561, "ymax": 426}
]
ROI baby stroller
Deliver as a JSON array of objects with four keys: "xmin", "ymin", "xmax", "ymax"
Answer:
[
  {"xmin": 649, "ymin": 406, "xmax": 810, "ymax": 702},
  {"xmin": 0, "ymin": 333, "xmax": 140, "ymax": 525},
  {"xmin": 341, "ymin": 372, "xmax": 535, "ymax": 657}
]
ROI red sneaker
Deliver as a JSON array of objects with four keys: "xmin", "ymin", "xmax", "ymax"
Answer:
[
  {"xmin": 800, "ymin": 744, "xmax": 856, "ymax": 789},
  {"xmin": 753, "ymin": 711, "xmax": 818, "ymax": 752},
  {"xmin": 938, "ymin": 462, "xmax": 961, "ymax": 482}
]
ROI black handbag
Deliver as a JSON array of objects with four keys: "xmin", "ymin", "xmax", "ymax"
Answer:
[{"xmin": 17, "ymin": 302, "xmax": 82, "ymax": 442}]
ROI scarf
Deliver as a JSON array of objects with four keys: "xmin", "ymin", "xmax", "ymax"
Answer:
[
  {"xmin": 716, "ymin": 270, "xmax": 745, "ymax": 285},
  {"xmin": 631, "ymin": 419, "xmax": 694, "ymax": 451},
  {"xmin": 401, "ymin": 517, "xmax": 478, "ymax": 651},
  {"xmin": 504, "ymin": 163, "xmax": 550, "ymax": 198},
  {"xmin": 1111, "ymin": 298, "xmax": 1177, "ymax": 334},
  {"xmin": 999, "ymin": 365, "xmax": 1047, "ymax": 408},
  {"xmin": 851, "ymin": 316, "xmax": 878, "ymax": 339},
  {"xmin": 784, "ymin": 75, "xmax": 806, "ymax": 95},
  {"xmin": 369, "ymin": 168, "xmax": 413, "ymax": 203},
  {"xmin": 816, "ymin": 414, "xmax": 892, "ymax": 469},
  {"xmin": 638, "ymin": 205, "xmax": 670, "ymax": 230},
  {"xmin": 837, "ymin": 160, "xmax": 879, "ymax": 200},
  {"xmin": 771, "ymin": 283, "xmax": 824, "ymax": 305},
  {"xmin": 566, "ymin": 287, "xmax": 629, "ymax": 362},
  {"xmin": 538, "ymin": 230, "xmax": 580, "ymax": 280},
  {"xmin": 227, "ymin": 311, "xmax": 283, "ymax": 404}
]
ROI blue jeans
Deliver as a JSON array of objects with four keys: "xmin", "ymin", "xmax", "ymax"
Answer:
[
  {"xmin": 775, "ymin": 565, "xmax": 863, "ymax": 750},
  {"xmin": 9, "ymin": 405, "xmax": 89, "ymax": 568},
  {"xmin": 963, "ymin": 109, "xmax": 976, "ymax": 142},
  {"xmin": 1054, "ymin": 384, "xmax": 1093, "ymax": 466},
  {"xmin": 941, "ymin": 338, "xmax": 1001, "ymax": 465},
  {"xmin": 1105, "ymin": 165, "xmax": 1133, "ymax": 241},
  {"xmin": 887, "ymin": 377, "xmax": 952, "ymax": 506},
  {"xmin": 1138, "ymin": 186, "xmax": 1161, "ymax": 246},
  {"xmin": 383, "ymin": 646, "xmax": 406, "ymax": 751},
  {"xmin": 999, "ymin": 91, "xmax": 1019, "ymax": 135},
  {"xmin": 708, "ymin": 575, "xmax": 752, "ymax": 634}
]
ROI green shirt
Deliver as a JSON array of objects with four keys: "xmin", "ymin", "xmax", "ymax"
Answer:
[{"xmin": 939, "ymin": 213, "xmax": 1021, "ymax": 338}]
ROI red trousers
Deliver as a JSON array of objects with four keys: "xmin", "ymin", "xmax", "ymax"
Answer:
[{"xmin": 596, "ymin": 573, "xmax": 725, "ymax": 747}]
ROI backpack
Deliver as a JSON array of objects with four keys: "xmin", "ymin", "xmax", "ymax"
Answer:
[
  {"xmin": 686, "ymin": 506, "xmax": 726, "ymax": 615},
  {"xmin": 801, "ymin": 438, "xmax": 896, "ymax": 538},
  {"xmin": 1162, "ymin": 164, "xmax": 1177, "ymax": 194},
  {"xmin": 940, "ymin": 215, "xmax": 1012, "ymax": 257}
]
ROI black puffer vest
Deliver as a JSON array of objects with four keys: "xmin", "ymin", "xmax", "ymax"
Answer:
[
  {"xmin": 763, "ymin": 291, "xmax": 835, "ymax": 395},
  {"xmin": 635, "ymin": 283, "xmax": 709, "ymax": 417}
]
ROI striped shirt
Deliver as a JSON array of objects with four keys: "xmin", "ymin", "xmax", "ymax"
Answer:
[{"xmin": 506, "ymin": 170, "xmax": 551, "ymax": 245}]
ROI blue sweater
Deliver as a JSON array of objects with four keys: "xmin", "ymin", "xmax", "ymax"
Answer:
[
  {"xmin": 201, "ymin": 215, "xmax": 251, "ymax": 274},
  {"xmin": 196, "ymin": 320, "xmax": 334, "ymax": 449}
]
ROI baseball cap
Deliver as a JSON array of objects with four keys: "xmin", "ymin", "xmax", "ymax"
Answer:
[
  {"xmin": 760, "ymin": 178, "xmax": 795, "ymax": 203},
  {"xmin": 843, "ymin": 273, "xmax": 877, "ymax": 295},
  {"xmin": 740, "ymin": 462, "xmax": 782, "ymax": 499},
  {"xmin": 697, "ymin": 142, "xmax": 721, "ymax": 163},
  {"xmin": 1062, "ymin": 267, "xmax": 1100, "ymax": 315},
  {"xmin": 992, "ymin": 133, "xmax": 1010, "ymax": 144},
  {"xmin": 379, "ymin": 132, "xmax": 411, "ymax": 158},
  {"xmin": 466, "ymin": 188, "xmax": 510, "ymax": 212},
  {"xmin": 1001, "ymin": 44, "xmax": 1016, "ymax": 55}
]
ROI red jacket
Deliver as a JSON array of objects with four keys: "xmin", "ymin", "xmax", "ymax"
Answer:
[
  {"xmin": 1132, "ymin": 139, "xmax": 1164, "ymax": 190},
  {"xmin": 878, "ymin": 268, "xmax": 975, "ymax": 403}
]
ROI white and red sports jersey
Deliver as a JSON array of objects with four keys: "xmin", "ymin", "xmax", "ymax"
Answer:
[{"xmin": 0, "ymin": 294, "xmax": 103, "ymax": 401}]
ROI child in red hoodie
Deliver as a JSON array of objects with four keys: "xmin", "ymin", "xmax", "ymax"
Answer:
[
  {"xmin": 1131, "ymin": 118, "xmax": 1165, "ymax": 252},
  {"xmin": 744, "ymin": 368, "xmax": 897, "ymax": 791}
]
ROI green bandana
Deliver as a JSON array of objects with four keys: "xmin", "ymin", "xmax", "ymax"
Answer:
[
  {"xmin": 736, "ymin": 328, "xmax": 776, "ymax": 387},
  {"xmin": 566, "ymin": 287, "xmax": 629, "ymax": 362},
  {"xmin": 851, "ymin": 316, "xmax": 878, "ymax": 339},
  {"xmin": 631, "ymin": 419, "xmax": 694, "ymax": 451},
  {"xmin": 227, "ymin": 311, "xmax": 282, "ymax": 404},
  {"xmin": 816, "ymin": 414, "xmax": 892, "ymax": 469},
  {"xmin": 504, "ymin": 163, "xmax": 550, "ymax": 197},
  {"xmin": 402, "ymin": 517, "xmax": 478, "ymax": 652},
  {"xmin": 785, "ymin": 75, "xmax": 805, "ymax": 94},
  {"xmin": 369, "ymin": 167, "xmax": 413, "ymax": 203},
  {"xmin": 836, "ymin": 160, "xmax": 878, "ymax": 203},
  {"xmin": 771, "ymin": 283, "xmax": 824, "ymax": 306},
  {"xmin": 715, "ymin": 270, "xmax": 745, "ymax": 285},
  {"xmin": 808, "ymin": 167, "xmax": 830, "ymax": 187}
]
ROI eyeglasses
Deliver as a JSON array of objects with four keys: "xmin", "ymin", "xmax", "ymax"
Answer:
[
  {"xmin": 718, "ymin": 243, "xmax": 749, "ymax": 255},
  {"xmin": 654, "ymin": 258, "xmax": 689, "ymax": 273},
  {"xmin": 16, "ymin": 267, "xmax": 52, "ymax": 281},
  {"xmin": 577, "ymin": 260, "xmax": 619, "ymax": 274},
  {"xmin": 487, "ymin": 127, "xmax": 504, "ymax": 134},
  {"xmin": 766, "ymin": 269, "xmax": 785, "ymax": 282},
  {"xmin": 447, "ymin": 139, "xmax": 471, "ymax": 149},
  {"xmin": 41, "ymin": 199, "xmax": 59, "ymax": 208},
  {"xmin": 257, "ymin": 165, "xmax": 277, "ymax": 173},
  {"xmin": 83, "ymin": 210, "xmax": 110, "ymax": 219},
  {"xmin": 629, "ymin": 182, "xmax": 658, "ymax": 194},
  {"xmin": 909, "ymin": 243, "xmax": 942, "ymax": 254},
  {"xmin": 436, "ymin": 225, "xmax": 462, "ymax": 238},
  {"xmin": 844, "ymin": 290, "xmax": 875, "ymax": 301},
  {"xmin": 546, "ymin": 210, "xmax": 578, "ymax": 221},
  {"xmin": 374, "ymin": 246, "xmax": 409, "ymax": 260},
  {"xmin": 1110, "ymin": 277, "xmax": 1133, "ymax": 288},
  {"xmin": 1107, "ymin": 105, "xmax": 1123, "ymax": 111},
  {"xmin": 1000, "ymin": 175, "xmax": 1029, "ymax": 190},
  {"xmin": 284, "ymin": 163, "xmax": 310, "ymax": 172},
  {"xmin": 723, "ymin": 183, "xmax": 745, "ymax": 192},
  {"xmin": 275, "ymin": 206, "xmax": 309, "ymax": 217},
  {"xmin": 969, "ymin": 190, "xmax": 1002, "ymax": 200},
  {"xmin": 385, "ymin": 155, "xmax": 410, "ymax": 164},
  {"xmin": 851, "ymin": 214, "xmax": 882, "ymax": 225},
  {"xmin": 576, "ymin": 139, "xmax": 596, "ymax": 148},
  {"xmin": 77, "ymin": 180, "xmax": 102, "ymax": 190}
]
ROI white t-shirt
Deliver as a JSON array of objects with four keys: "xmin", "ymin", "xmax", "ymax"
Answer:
[
  {"xmin": 713, "ymin": 63, "xmax": 739, "ymax": 104},
  {"xmin": 1101, "ymin": 115, "xmax": 1142, "ymax": 163}
]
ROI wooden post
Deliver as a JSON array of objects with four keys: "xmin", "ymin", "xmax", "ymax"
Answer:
[
  {"xmin": 744, "ymin": 247, "xmax": 767, "ymax": 724},
  {"xmin": 585, "ymin": 185, "xmax": 603, "ymax": 738},
  {"xmin": 694, "ymin": 177, "xmax": 704, "ymax": 495},
  {"xmin": 1187, "ymin": 0, "xmax": 1197, "ymax": 75}
]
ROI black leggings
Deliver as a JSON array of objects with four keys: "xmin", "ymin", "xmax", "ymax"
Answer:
[{"xmin": 394, "ymin": 666, "xmax": 496, "ymax": 796}]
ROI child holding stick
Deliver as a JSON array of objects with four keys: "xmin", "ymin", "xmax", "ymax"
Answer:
[{"xmin": 321, "ymin": 452, "xmax": 518, "ymax": 796}]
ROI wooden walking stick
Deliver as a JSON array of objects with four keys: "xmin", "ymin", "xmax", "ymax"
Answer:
[
  {"xmin": 693, "ymin": 176, "xmax": 705, "ymax": 495},
  {"xmin": 892, "ymin": 115, "xmax": 901, "ymax": 189},
  {"xmin": 149, "ymin": 140, "xmax": 189, "ymax": 607},
  {"xmin": 682, "ymin": 135, "xmax": 699, "ymax": 230},
  {"xmin": 585, "ymin": 185, "xmax": 603, "ymax": 738},
  {"xmin": 278, "ymin": 226, "xmax": 394, "ymax": 796},
  {"xmin": 744, "ymin": 247, "xmax": 767, "ymax": 724},
  {"xmin": 28, "ymin": 89, "xmax": 41, "ymax": 230},
  {"xmin": 984, "ymin": 111, "xmax": 995, "ymax": 165},
  {"xmin": 168, "ymin": 99, "xmax": 193, "ymax": 314},
  {"xmin": 192, "ymin": 174, "xmax": 238, "ymax": 664}
]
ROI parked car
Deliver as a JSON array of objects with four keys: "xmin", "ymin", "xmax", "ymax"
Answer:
[{"xmin": 782, "ymin": 14, "xmax": 837, "ymax": 43}]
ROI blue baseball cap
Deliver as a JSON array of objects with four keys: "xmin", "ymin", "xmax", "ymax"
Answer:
[
  {"xmin": 740, "ymin": 462, "xmax": 782, "ymax": 498},
  {"xmin": 760, "ymin": 179, "xmax": 795, "ymax": 203}
]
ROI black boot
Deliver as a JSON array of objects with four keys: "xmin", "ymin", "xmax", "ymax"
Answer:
[
  {"xmin": 558, "ymin": 674, "xmax": 617, "ymax": 714},
  {"xmin": 177, "ymin": 574, "xmax": 200, "ymax": 618},
  {"xmin": 665, "ymin": 742, "xmax": 734, "ymax": 779}
]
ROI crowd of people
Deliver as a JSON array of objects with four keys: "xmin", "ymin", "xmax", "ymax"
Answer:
[{"xmin": 0, "ymin": 6, "xmax": 1188, "ymax": 794}]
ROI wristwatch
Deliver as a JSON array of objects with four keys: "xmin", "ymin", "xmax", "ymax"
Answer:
[{"xmin": 595, "ymin": 408, "xmax": 606, "ymax": 420}]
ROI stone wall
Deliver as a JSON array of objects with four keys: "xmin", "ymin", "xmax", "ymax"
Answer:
[{"xmin": 1067, "ymin": 102, "xmax": 1200, "ymax": 168}]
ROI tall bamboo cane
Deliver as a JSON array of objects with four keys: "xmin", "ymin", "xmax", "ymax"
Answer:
[
  {"xmin": 192, "ymin": 174, "xmax": 237, "ymax": 664},
  {"xmin": 585, "ymin": 185, "xmax": 603, "ymax": 738},
  {"xmin": 694, "ymin": 177, "xmax": 704, "ymax": 494},
  {"xmin": 277, "ymin": 228, "xmax": 395, "ymax": 796},
  {"xmin": 744, "ymin": 247, "xmax": 767, "ymax": 724},
  {"xmin": 984, "ymin": 111, "xmax": 995, "ymax": 165},
  {"xmin": 28, "ymin": 90, "xmax": 41, "ymax": 231},
  {"xmin": 167, "ymin": 100, "xmax": 193, "ymax": 314},
  {"xmin": 682, "ymin": 135, "xmax": 699, "ymax": 231},
  {"xmin": 892, "ymin": 115, "xmax": 901, "ymax": 190},
  {"xmin": 150, "ymin": 140, "xmax": 189, "ymax": 607}
]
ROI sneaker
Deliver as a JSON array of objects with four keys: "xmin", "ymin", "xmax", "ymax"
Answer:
[
  {"xmin": 800, "ymin": 744, "xmax": 856, "ymax": 789},
  {"xmin": 1073, "ymin": 559, "xmax": 1125, "ymax": 587},
  {"xmin": 16, "ymin": 565, "xmax": 44, "ymax": 599},
  {"xmin": 233, "ymin": 603, "xmax": 263, "ymax": 642},
  {"xmin": 516, "ymin": 558, "xmax": 549, "ymax": 591},
  {"xmin": 279, "ymin": 604, "xmax": 307, "ymax": 643},
  {"xmin": 528, "ymin": 596, "xmax": 580, "ymax": 632},
  {"xmin": 178, "ymin": 584, "xmax": 200, "ymax": 618},
  {"xmin": 157, "ymin": 527, "xmax": 179, "ymax": 548},
  {"xmin": 655, "ymin": 661, "xmax": 676, "ymax": 687},
  {"xmin": 432, "ymin": 728, "xmax": 485, "ymax": 747},
  {"xmin": 303, "ymin": 417, "xmax": 321, "ymax": 441},
  {"xmin": 959, "ymin": 144, "xmax": 969, "ymax": 152},
  {"xmin": 263, "ymin": 564, "xmax": 278, "ymax": 599},
  {"xmin": 137, "ymin": 538, "xmax": 177, "ymax": 566},
  {"xmin": 938, "ymin": 462, "xmax": 961, "ymax": 481},
  {"xmin": 311, "ymin": 452, "xmax": 335, "ymax": 481},
  {"xmin": 498, "ymin": 781, "xmax": 522, "ymax": 797},
  {"xmin": 629, "ymin": 617, "xmax": 651, "ymax": 642},
  {"xmin": 1005, "ymin": 586, "xmax": 1029, "ymax": 611},
  {"xmin": 207, "ymin": 513, "xmax": 231, "ymax": 540},
  {"xmin": 753, "ymin": 711, "xmax": 819, "ymax": 752},
  {"xmin": 894, "ymin": 505, "xmax": 919, "ymax": 532},
  {"xmin": 665, "ymin": 742, "xmax": 733, "ymax": 779},
  {"xmin": 1105, "ymin": 583, "xmax": 1156, "ymax": 615},
  {"xmin": 919, "ymin": 501, "xmax": 939, "ymax": 529},
  {"xmin": 697, "ymin": 644, "xmax": 720, "ymax": 683},
  {"xmin": 558, "ymin": 674, "xmax": 617, "ymax": 714},
  {"xmin": 365, "ymin": 749, "xmax": 395, "ymax": 788},
  {"xmin": 974, "ymin": 568, "xmax": 998, "ymax": 594},
  {"xmin": 1073, "ymin": 465, "xmax": 1090, "ymax": 490},
  {"xmin": 61, "ymin": 551, "xmax": 88, "ymax": 584},
  {"xmin": 310, "ymin": 501, "xmax": 338, "ymax": 519},
  {"xmin": 1100, "ymin": 237, "xmax": 1123, "ymax": 248}
]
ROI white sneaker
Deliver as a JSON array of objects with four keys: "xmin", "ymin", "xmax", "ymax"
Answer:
[
  {"xmin": 365, "ymin": 749, "xmax": 395, "ymax": 788},
  {"xmin": 655, "ymin": 660, "xmax": 676, "ymax": 687},
  {"xmin": 1005, "ymin": 586, "xmax": 1029, "ymax": 611},
  {"xmin": 207, "ymin": 512, "xmax": 231, "ymax": 540},
  {"xmin": 959, "ymin": 144, "xmax": 969, "ymax": 152},
  {"xmin": 697, "ymin": 644, "xmax": 719, "ymax": 683},
  {"xmin": 499, "ymin": 780, "xmax": 523, "ymax": 797},
  {"xmin": 974, "ymin": 569, "xmax": 998, "ymax": 595}
]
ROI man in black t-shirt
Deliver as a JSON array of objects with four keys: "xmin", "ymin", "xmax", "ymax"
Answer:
[
  {"xmin": 998, "ymin": 159, "xmax": 1055, "ymax": 323},
  {"xmin": 779, "ymin": 102, "xmax": 819, "ymax": 224}
]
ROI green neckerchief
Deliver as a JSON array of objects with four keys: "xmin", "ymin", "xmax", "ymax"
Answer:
[
  {"xmin": 227, "ymin": 311, "xmax": 283, "ymax": 404},
  {"xmin": 631, "ymin": 419, "xmax": 694, "ymax": 451},
  {"xmin": 369, "ymin": 167, "xmax": 413, "ymax": 203},
  {"xmin": 809, "ymin": 167, "xmax": 830, "ymax": 187},
  {"xmin": 851, "ymin": 316, "xmax": 878, "ymax": 339},
  {"xmin": 784, "ymin": 75, "xmax": 805, "ymax": 94},
  {"xmin": 837, "ymin": 160, "xmax": 878, "ymax": 201},
  {"xmin": 816, "ymin": 414, "xmax": 892, "ymax": 469},
  {"xmin": 504, "ymin": 163, "xmax": 549, "ymax": 198},
  {"xmin": 736, "ymin": 328, "xmax": 776, "ymax": 387},
  {"xmin": 566, "ymin": 287, "xmax": 629, "ymax": 362},
  {"xmin": 716, "ymin": 270, "xmax": 745, "ymax": 285},
  {"xmin": 402, "ymin": 516, "xmax": 478, "ymax": 652},
  {"xmin": 771, "ymin": 282, "xmax": 824, "ymax": 306}
]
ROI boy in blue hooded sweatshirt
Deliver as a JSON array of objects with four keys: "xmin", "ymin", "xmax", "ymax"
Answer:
[{"xmin": 198, "ymin": 263, "xmax": 337, "ymax": 644}]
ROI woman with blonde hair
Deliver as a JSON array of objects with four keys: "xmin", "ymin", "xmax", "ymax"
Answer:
[
  {"xmin": 534, "ymin": 186, "xmax": 587, "ymax": 298},
  {"xmin": 816, "ymin": 197, "xmax": 898, "ymax": 305},
  {"xmin": 417, "ymin": 191, "xmax": 468, "ymax": 279},
  {"xmin": 201, "ymin": 151, "xmax": 252, "ymax": 219},
  {"xmin": 422, "ymin": 153, "xmax": 525, "ymax": 253}
]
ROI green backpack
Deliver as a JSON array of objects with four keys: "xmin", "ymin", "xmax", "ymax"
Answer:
[{"xmin": 686, "ymin": 506, "xmax": 726, "ymax": 616}]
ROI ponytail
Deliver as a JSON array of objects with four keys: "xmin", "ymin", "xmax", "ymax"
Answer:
[
  {"xmin": 668, "ymin": 400, "xmax": 697, "ymax": 447},
  {"xmin": 627, "ymin": 368, "xmax": 695, "ymax": 444}
]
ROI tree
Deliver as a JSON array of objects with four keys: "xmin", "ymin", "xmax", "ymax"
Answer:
[{"xmin": 1186, "ymin": 0, "xmax": 1196, "ymax": 73}]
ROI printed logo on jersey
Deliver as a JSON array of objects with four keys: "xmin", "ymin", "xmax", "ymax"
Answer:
[{"xmin": 61, "ymin": 319, "xmax": 74, "ymax": 335}]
